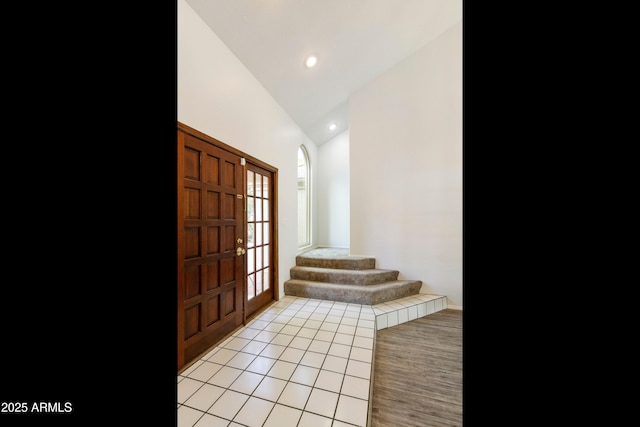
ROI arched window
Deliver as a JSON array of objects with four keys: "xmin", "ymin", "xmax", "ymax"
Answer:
[{"xmin": 297, "ymin": 145, "xmax": 311, "ymax": 248}]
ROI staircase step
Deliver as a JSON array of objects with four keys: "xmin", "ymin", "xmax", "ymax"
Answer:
[
  {"xmin": 284, "ymin": 279, "xmax": 422, "ymax": 305},
  {"xmin": 290, "ymin": 266, "xmax": 399, "ymax": 286},
  {"xmin": 296, "ymin": 248, "xmax": 375, "ymax": 270},
  {"xmin": 286, "ymin": 247, "xmax": 425, "ymax": 306}
]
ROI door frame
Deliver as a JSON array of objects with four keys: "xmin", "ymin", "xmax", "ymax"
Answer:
[{"xmin": 177, "ymin": 121, "xmax": 279, "ymax": 369}]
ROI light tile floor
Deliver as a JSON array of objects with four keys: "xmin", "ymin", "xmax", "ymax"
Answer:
[{"xmin": 178, "ymin": 293, "xmax": 447, "ymax": 427}]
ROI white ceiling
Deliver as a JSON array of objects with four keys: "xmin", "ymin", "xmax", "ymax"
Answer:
[{"xmin": 185, "ymin": 0, "xmax": 462, "ymax": 146}]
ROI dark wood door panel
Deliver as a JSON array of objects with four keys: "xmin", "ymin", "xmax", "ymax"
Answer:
[
  {"xmin": 178, "ymin": 128, "xmax": 245, "ymax": 371},
  {"xmin": 178, "ymin": 122, "xmax": 279, "ymax": 371}
]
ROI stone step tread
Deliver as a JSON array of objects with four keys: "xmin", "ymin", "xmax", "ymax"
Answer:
[
  {"xmin": 291, "ymin": 266, "xmax": 398, "ymax": 275},
  {"xmin": 290, "ymin": 266, "xmax": 399, "ymax": 286},
  {"xmin": 296, "ymin": 248, "xmax": 375, "ymax": 270},
  {"xmin": 296, "ymin": 247, "xmax": 367, "ymax": 260},
  {"xmin": 284, "ymin": 279, "xmax": 422, "ymax": 305},
  {"xmin": 284, "ymin": 279, "xmax": 421, "ymax": 289},
  {"xmin": 295, "ymin": 254, "xmax": 375, "ymax": 270}
]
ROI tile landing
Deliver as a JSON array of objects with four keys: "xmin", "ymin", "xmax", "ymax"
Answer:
[{"xmin": 178, "ymin": 293, "xmax": 447, "ymax": 427}]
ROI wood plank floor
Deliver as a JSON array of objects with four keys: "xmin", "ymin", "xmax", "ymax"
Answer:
[{"xmin": 370, "ymin": 308, "xmax": 463, "ymax": 427}]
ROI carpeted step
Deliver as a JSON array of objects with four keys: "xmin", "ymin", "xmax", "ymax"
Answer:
[
  {"xmin": 283, "ymin": 279, "xmax": 422, "ymax": 305},
  {"xmin": 290, "ymin": 266, "xmax": 399, "ymax": 286},
  {"xmin": 296, "ymin": 247, "xmax": 375, "ymax": 270}
]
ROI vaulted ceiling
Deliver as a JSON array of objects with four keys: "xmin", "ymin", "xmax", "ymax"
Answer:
[{"xmin": 185, "ymin": 0, "xmax": 462, "ymax": 145}]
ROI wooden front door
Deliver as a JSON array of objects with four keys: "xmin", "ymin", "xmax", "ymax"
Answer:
[{"xmin": 177, "ymin": 127, "xmax": 245, "ymax": 371}]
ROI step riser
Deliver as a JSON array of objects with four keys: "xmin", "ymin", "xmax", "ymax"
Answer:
[{"xmin": 290, "ymin": 267, "xmax": 399, "ymax": 286}]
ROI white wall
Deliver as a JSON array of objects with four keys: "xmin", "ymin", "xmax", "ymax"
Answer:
[
  {"xmin": 178, "ymin": 0, "xmax": 318, "ymax": 296},
  {"xmin": 179, "ymin": 0, "xmax": 462, "ymax": 307},
  {"xmin": 349, "ymin": 21, "xmax": 462, "ymax": 307},
  {"xmin": 316, "ymin": 130, "xmax": 350, "ymax": 248}
]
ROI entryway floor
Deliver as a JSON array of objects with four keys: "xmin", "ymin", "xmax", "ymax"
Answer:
[{"xmin": 178, "ymin": 293, "xmax": 447, "ymax": 427}]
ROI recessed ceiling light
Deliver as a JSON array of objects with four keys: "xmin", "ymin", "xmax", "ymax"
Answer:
[
  {"xmin": 328, "ymin": 123, "xmax": 337, "ymax": 131},
  {"xmin": 305, "ymin": 55, "xmax": 317, "ymax": 68}
]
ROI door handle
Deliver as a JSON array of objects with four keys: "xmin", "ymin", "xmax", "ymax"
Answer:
[{"xmin": 236, "ymin": 247, "xmax": 246, "ymax": 256}]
